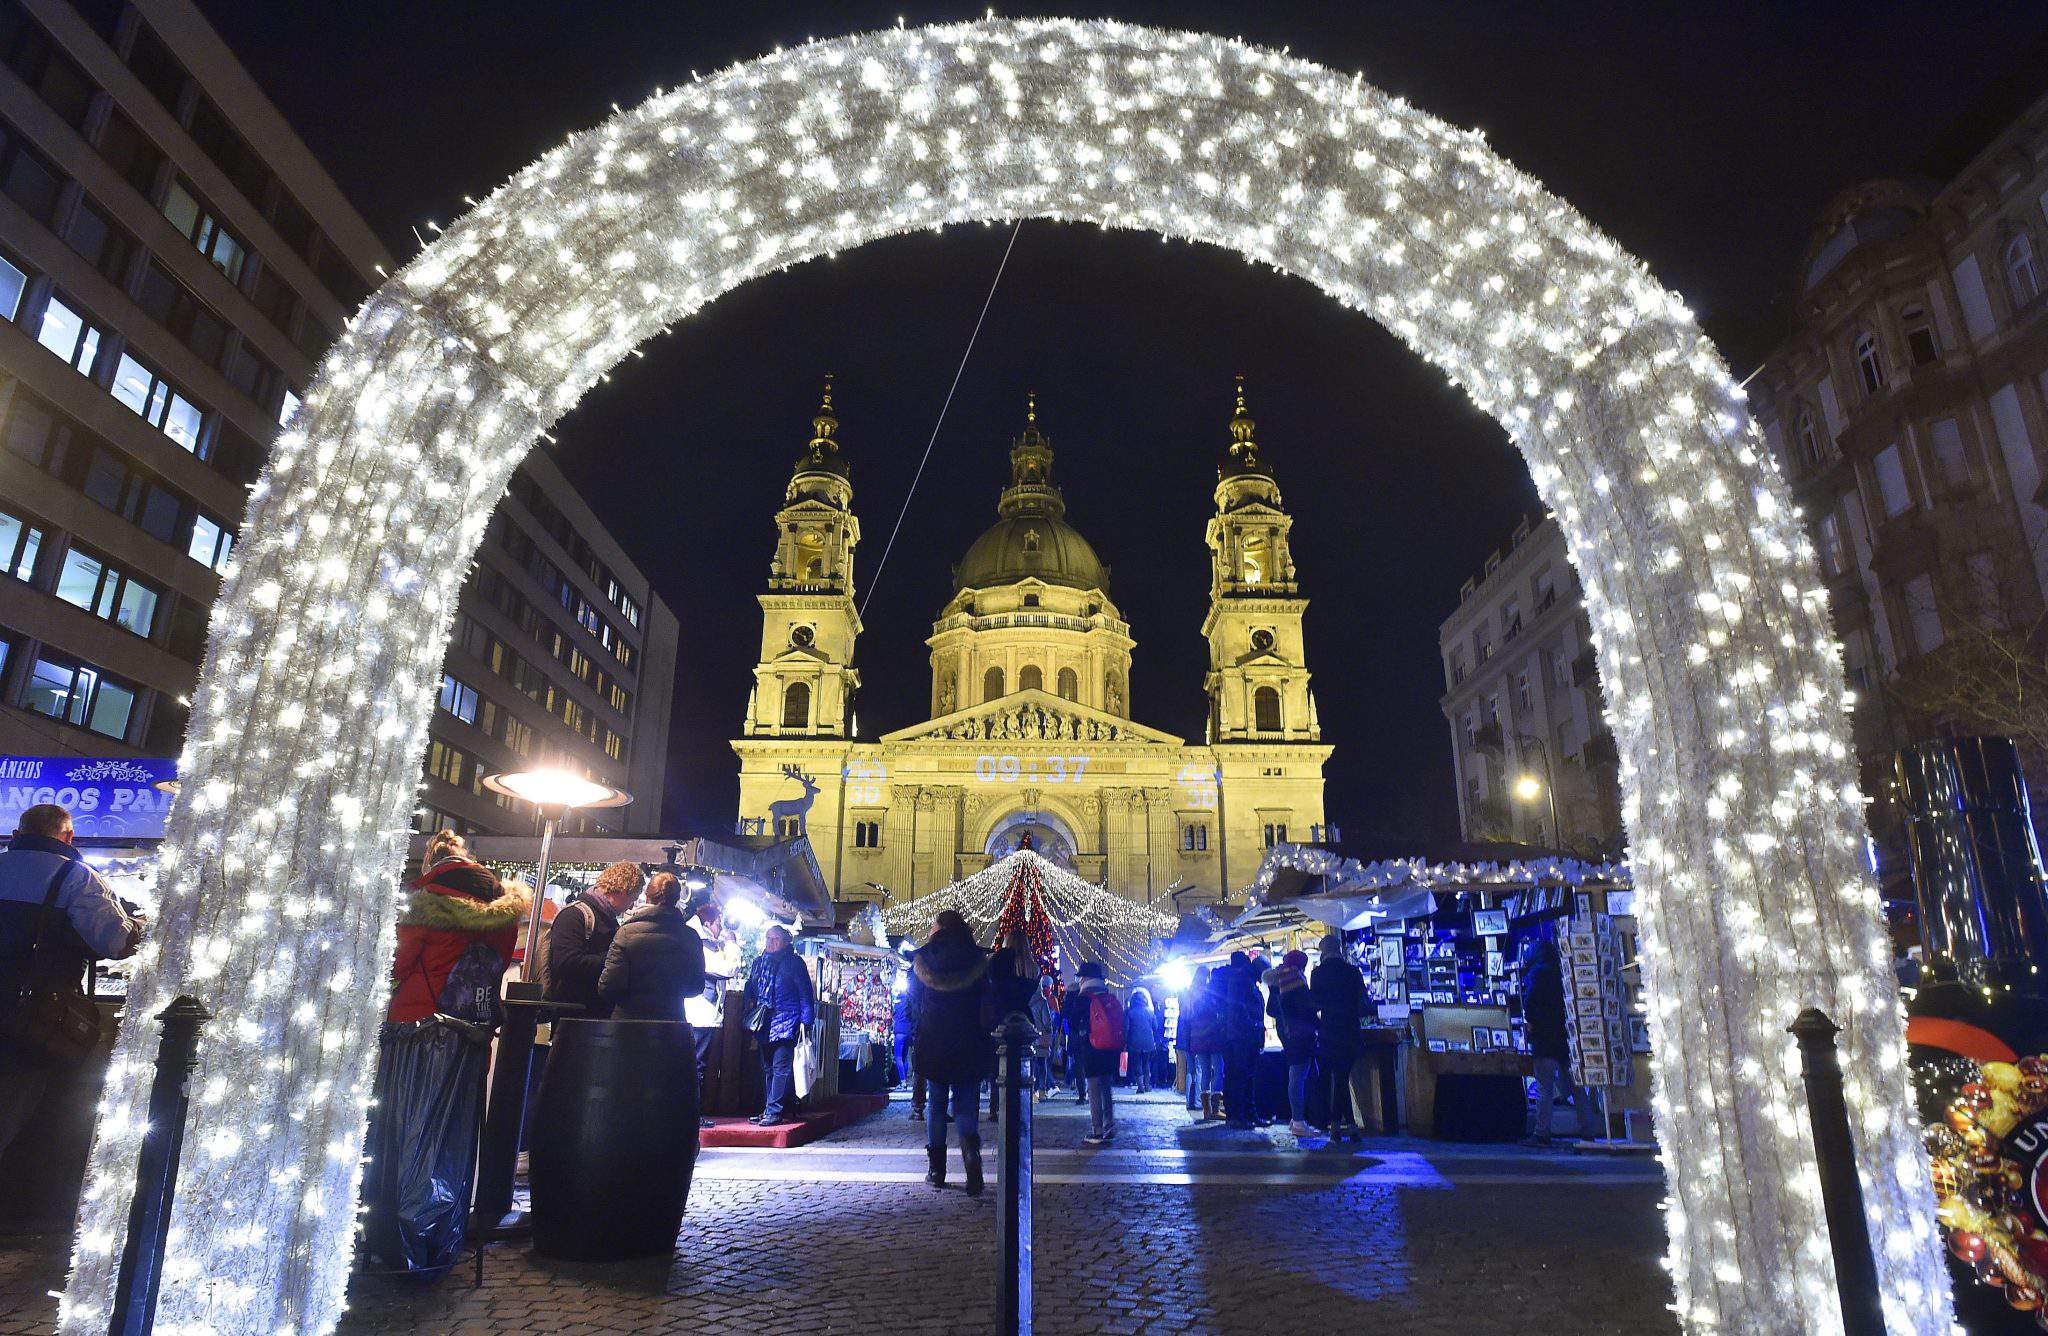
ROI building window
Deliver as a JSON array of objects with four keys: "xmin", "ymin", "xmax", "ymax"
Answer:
[
  {"xmin": 1551, "ymin": 648, "xmax": 1571, "ymax": 689},
  {"xmin": 1502, "ymin": 597, "xmax": 1522, "ymax": 640},
  {"xmin": 1902, "ymin": 306, "xmax": 1940, "ymax": 366},
  {"xmin": 1019, "ymin": 664, "xmax": 1043, "ymax": 692},
  {"xmin": 0, "ymin": 251, "xmax": 22, "ymax": 321},
  {"xmin": 854, "ymin": 819, "xmax": 882, "ymax": 849},
  {"xmin": 1449, "ymin": 652, "xmax": 1467, "ymax": 686},
  {"xmin": 425, "ymin": 738, "xmax": 469, "ymax": 788},
  {"xmin": 0, "ymin": 506, "xmax": 41, "ymax": 581},
  {"xmin": 1262, "ymin": 822, "xmax": 1288, "ymax": 849},
  {"xmin": 437, "ymin": 674, "xmax": 480, "ymax": 724},
  {"xmin": 110, "ymin": 351, "xmax": 205, "ymax": 454},
  {"xmin": 775, "ymin": 815, "xmax": 802, "ymax": 841},
  {"xmin": 160, "ymin": 178, "xmax": 251, "ymax": 283},
  {"xmin": 1253, "ymin": 685, "xmax": 1282, "ymax": 732},
  {"xmin": 781, "ymin": 680, "xmax": 810, "ymax": 729},
  {"xmin": 1873, "ymin": 443, "xmax": 1913, "ymax": 518},
  {"xmin": 23, "ymin": 653, "xmax": 135, "ymax": 739},
  {"xmin": 1854, "ymin": 331, "xmax": 1885, "ymax": 395},
  {"xmin": 1795, "ymin": 409, "xmax": 1823, "ymax": 466},
  {"xmin": 2008, "ymin": 233, "xmax": 2042, "ymax": 309},
  {"xmin": 1181, "ymin": 823, "xmax": 1209, "ymax": 852},
  {"xmin": 279, "ymin": 387, "xmax": 302, "ymax": 427},
  {"xmin": 188, "ymin": 513, "xmax": 234, "ymax": 571},
  {"xmin": 62, "ymin": 197, "xmax": 135, "ymax": 284},
  {"xmin": 1534, "ymin": 569, "xmax": 1557, "ymax": 611},
  {"xmin": 1903, "ymin": 574, "xmax": 1943, "ymax": 655},
  {"xmin": 36, "ymin": 295, "xmax": 102, "ymax": 374},
  {"xmin": 54, "ymin": 546, "xmax": 159, "ymax": 636},
  {"xmin": 1056, "ymin": 666, "xmax": 1078, "ymax": 700},
  {"xmin": 1021, "ymin": 592, "xmax": 1039, "ymax": 607},
  {"xmin": 1818, "ymin": 512, "xmax": 1846, "ymax": 577},
  {"xmin": 983, "ymin": 666, "xmax": 1005, "ymax": 701},
  {"xmin": 1478, "ymin": 635, "xmax": 1493, "ymax": 662},
  {"xmin": 1516, "ymin": 670, "xmax": 1532, "ymax": 713}
]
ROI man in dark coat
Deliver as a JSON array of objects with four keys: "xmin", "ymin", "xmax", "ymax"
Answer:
[
  {"xmin": 597, "ymin": 873, "xmax": 706, "ymax": 1022},
  {"xmin": 907, "ymin": 910, "xmax": 992, "ymax": 1192},
  {"xmin": 1212, "ymin": 951, "xmax": 1265, "ymax": 1128},
  {"xmin": 0, "ymin": 804, "xmax": 141, "ymax": 1161},
  {"xmin": 544, "ymin": 860, "xmax": 643, "ymax": 1018},
  {"xmin": 1522, "ymin": 935, "xmax": 1599, "ymax": 1143},
  {"xmin": 743, "ymin": 925, "xmax": 816, "ymax": 1124},
  {"xmin": 1309, "ymin": 933, "xmax": 1367, "ymax": 1139}
]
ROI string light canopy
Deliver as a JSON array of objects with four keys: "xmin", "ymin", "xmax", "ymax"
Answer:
[
  {"xmin": 884, "ymin": 847, "xmax": 1176, "ymax": 985},
  {"xmin": 61, "ymin": 18, "xmax": 1941, "ymax": 1336}
]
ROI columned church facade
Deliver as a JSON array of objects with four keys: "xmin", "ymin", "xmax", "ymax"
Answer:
[{"xmin": 732, "ymin": 381, "xmax": 1331, "ymax": 909}]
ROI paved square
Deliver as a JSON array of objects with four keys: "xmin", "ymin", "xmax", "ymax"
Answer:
[{"xmin": 0, "ymin": 1091, "xmax": 1674, "ymax": 1334}]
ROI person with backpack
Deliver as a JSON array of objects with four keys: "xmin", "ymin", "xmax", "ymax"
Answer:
[
  {"xmin": 1212, "ymin": 951, "xmax": 1265, "ymax": 1129},
  {"xmin": 364, "ymin": 831, "xmax": 529, "ymax": 1272},
  {"xmin": 906, "ymin": 910, "xmax": 992, "ymax": 1192},
  {"xmin": 1265, "ymin": 949, "xmax": 1319, "ymax": 1137},
  {"xmin": 1075, "ymin": 962, "xmax": 1125, "ymax": 1145},
  {"xmin": 0, "ymin": 803, "xmax": 142, "ymax": 1164},
  {"xmin": 542, "ymin": 860, "xmax": 644, "ymax": 1018}
]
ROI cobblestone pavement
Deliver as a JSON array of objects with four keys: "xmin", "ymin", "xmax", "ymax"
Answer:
[{"xmin": 0, "ymin": 1091, "xmax": 1675, "ymax": 1334}]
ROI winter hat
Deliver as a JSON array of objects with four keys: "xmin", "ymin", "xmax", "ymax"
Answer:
[
  {"xmin": 1078, "ymin": 961, "xmax": 1105, "ymax": 980},
  {"xmin": 1319, "ymin": 933, "xmax": 1344, "ymax": 958},
  {"xmin": 1228, "ymin": 950, "xmax": 1249, "ymax": 968},
  {"xmin": 1282, "ymin": 949, "xmax": 1309, "ymax": 970}
]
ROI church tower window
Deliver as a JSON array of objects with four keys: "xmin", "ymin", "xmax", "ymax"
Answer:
[
  {"xmin": 1254, "ymin": 685, "xmax": 1282, "ymax": 732},
  {"xmin": 1057, "ymin": 667, "xmax": 1078, "ymax": 701},
  {"xmin": 984, "ymin": 665, "xmax": 1005, "ymax": 701},
  {"xmin": 782, "ymin": 680, "xmax": 810, "ymax": 729},
  {"xmin": 1019, "ymin": 664, "xmax": 1043, "ymax": 692}
]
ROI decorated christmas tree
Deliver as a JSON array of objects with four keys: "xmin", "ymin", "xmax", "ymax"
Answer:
[{"xmin": 990, "ymin": 847, "xmax": 1060, "ymax": 976}]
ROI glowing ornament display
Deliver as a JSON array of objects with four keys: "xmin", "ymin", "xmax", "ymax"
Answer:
[
  {"xmin": 1931, "ymin": 1059, "xmax": 2048, "ymax": 1321},
  {"xmin": 60, "ymin": 18, "xmax": 1944, "ymax": 1335}
]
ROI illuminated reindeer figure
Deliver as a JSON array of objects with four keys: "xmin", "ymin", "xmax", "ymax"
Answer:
[{"xmin": 766, "ymin": 764, "xmax": 820, "ymax": 838}]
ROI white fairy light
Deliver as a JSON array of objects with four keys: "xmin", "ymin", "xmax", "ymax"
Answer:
[{"xmin": 59, "ymin": 18, "xmax": 1944, "ymax": 1336}]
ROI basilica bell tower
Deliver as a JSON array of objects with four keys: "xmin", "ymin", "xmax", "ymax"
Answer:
[
  {"xmin": 1202, "ymin": 377, "xmax": 1319, "ymax": 744},
  {"xmin": 743, "ymin": 378, "xmax": 861, "ymax": 738}
]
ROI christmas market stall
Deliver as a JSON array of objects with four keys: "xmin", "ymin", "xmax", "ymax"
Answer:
[
  {"xmin": 796, "ymin": 908, "xmax": 903, "ymax": 1095},
  {"xmin": 1205, "ymin": 842, "xmax": 1647, "ymax": 1142}
]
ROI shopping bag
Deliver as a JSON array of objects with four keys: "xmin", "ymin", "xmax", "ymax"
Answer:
[{"xmin": 793, "ymin": 1026, "xmax": 821, "ymax": 1100}]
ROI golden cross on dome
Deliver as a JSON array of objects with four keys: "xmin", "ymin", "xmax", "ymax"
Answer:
[{"xmin": 1026, "ymin": 389, "xmax": 1037, "ymax": 424}]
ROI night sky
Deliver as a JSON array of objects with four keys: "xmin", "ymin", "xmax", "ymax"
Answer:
[{"xmin": 196, "ymin": 2, "xmax": 2048, "ymax": 845}]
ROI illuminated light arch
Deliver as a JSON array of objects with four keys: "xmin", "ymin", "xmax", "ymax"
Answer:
[{"xmin": 59, "ymin": 18, "xmax": 1942, "ymax": 1335}]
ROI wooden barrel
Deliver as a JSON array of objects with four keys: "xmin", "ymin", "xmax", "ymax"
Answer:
[{"xmin": 529, "ymin": 1018, "xmax": 699, "ymax": 1260}]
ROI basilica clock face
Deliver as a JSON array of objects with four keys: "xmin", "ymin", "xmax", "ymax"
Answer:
[
  {"xmin": 790, "ymin": 625, "xmax": 815, "ymax": 648},
  {"xmin": 1250, "ymin": 628, "xmax": 1276, "ymax": 653}
]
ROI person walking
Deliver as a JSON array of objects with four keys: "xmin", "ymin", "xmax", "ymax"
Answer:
[
  {"xmin": 1212, "ymin": 951, "xmax": 1264, "ymax": 1128},
  {"xmin": 598, "ymin": 872, "xmax": 707, "ymax": 1022},
  {"xmin": 1522, "ymin": 935, "xmax": 1601, "ymax": 1144},
  {"xmin": 686, "ymin": 892, "xmax": 737, "ymax": 1127},
  {"xmin": 0, "ymin": 804, "xmax": 142, "ymax": 1163},
  {"xmin": 906, "ymin": 909, "xmax": 993, "ymax": 1193},
  {"xmin": 1027, "ymin": 978, "xmax": 1057, "ymax": 1099},
  {"xmin": 1266, "ymin": 950, "xmax": 1319, "ymax": 1136},
  {"xmin": 543, "ymin": 860, "xmax": 644, "ymax": 1018},
  {"xmin": 1125, "ymin": 987, "xmax": 1160, "ymax": 1094},
  {"xmin": 1074, "ymin": 962, "xmax": 1125, "ymax": 1145},
  {"xmin": 1179, "ymin": 965, "xmax": 1223, "ymax": 1120},
  {"xmin": 1309, "ymin": 933, "xmax": 1367, "ymax": 1139},
  {"xmin": 1060, "ymin": 977, "xmax": 1090, "ymax": 1105},
  {"xmin": 364, "ymin": 831, "xmax": 528, "ymax": 1272},
  {"xmin": 742, "ymin": 925, "xmax": 816, "ymax": 1125},
  {"xmin": 986, "ymin": 928, "xmax": 1040, "ymax": 1116},
  {"xmin": 891, "ymin": 983, "xmax": 916, "ymax": 1087}
]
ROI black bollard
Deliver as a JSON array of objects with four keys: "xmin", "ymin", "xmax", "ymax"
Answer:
[
  {"xmin": 109, "ymin": 995, "xmax": 211, "ymax": 1336},
  {"xmin": 994, "ymin": 1010, "xmax": 1038, "ymax": 1336},
  {"xmin": 1788, "ymin": 1008, "xmax": 1886, "ymax": 1336}
]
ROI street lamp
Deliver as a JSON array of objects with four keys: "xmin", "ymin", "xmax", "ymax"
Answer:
[
  {"xmin": 1511, "ymin": 738, "xmax": 1562, "ymax": 852},
  {"xmin": 471, "ymin": 768, "xmax": 631, "ymax": 1233}
]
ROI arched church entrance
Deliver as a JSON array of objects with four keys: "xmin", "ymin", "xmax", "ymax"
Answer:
[
  {"xmin": 984, "ymin": 806, "xmax": 1082, "ymax": 869},
  {"xmin": 60, "ymin": 19, "xmax": 1943, "ymax": 1336}
]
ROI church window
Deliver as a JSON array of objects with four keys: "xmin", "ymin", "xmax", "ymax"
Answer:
[
  {"xmin": 1057, "ymin": 667, "xmax": 1078, "ymax": 700},
  {"xmin": 776, "ymin": 815, "xmax": 802, "ymax": 840},
  {"xmin": 854, "ymin": 819, "xmax": 881, "ymax": 849},
  {"xmin": 984, "ymin": 666, "xmax": 1005, "ymax": 701},
  {"xmin": 1019, "ymin": 664, "xmax": 1043, "ymax": 692},
  {"xmin": 1024, "ymin": 529, "xmax": 1040, "ymax": 552},
  {"xmin": 1181, "ymin": 823, "xmax": 1209, "ymax": 852},
  {"xmin": 1254, "ymin": 685, "xmax": 1282, "ymax": 732},
  {"xmin": 781, "ymin": 680, "xmax": 810, "ymax": 729},
  {"xmin": 1023, "ymin": 593, "xmax": 1039, "ymax": 607},
  {"xmin": 1262, "ymin": 822, "xmax": 1288, "ymax": 849}
]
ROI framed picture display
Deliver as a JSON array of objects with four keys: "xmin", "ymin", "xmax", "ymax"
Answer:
[{"xmin": 1473, "ymin": 908, "xmax": 1508, "ymax": 937}]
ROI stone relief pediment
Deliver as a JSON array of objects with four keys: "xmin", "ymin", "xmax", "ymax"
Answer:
[{"xmin": 881, "ymin": 688, "xmax": 1182, "ymax": 746}]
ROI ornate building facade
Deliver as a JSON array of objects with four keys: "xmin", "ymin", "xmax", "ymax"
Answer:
[{"xmin": 732, "ymin": 382, "xmax": 1332, "ymax": 910}]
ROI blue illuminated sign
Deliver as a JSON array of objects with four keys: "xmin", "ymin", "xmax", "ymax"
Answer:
[{"xmin": 0, "ymin": 755, "xmax": 178, "ymax": 841}]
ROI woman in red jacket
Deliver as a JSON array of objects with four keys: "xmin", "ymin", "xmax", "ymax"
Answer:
[{"xmin": 363, "ymin": 831, "xmax": 531, "ymax": 1273}]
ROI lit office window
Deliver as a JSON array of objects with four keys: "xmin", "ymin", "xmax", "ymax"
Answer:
[
  {"xmin": 111, "ymin": 352, "xmax": 205, "ymax": 453},
  {"xmin": 188, "ymin": 513, "xmax": 233, "ymax": 571},
  {"xmin": 36, "ymin": 295, "xmax": 101, "ymax": 373},
  {"xmin": 160, "ymin": 178, "xmax": 249, "ymax": 283},
  {"xmin": 0, "ymin": 253, "xmax": 25, "ymax": 321},
  {"xmin": 23, "ymin": 655, "xmax": 135, "ymax": 739},
  {"xmin": 278, "ymin": 387, "xmax": 301, "ymax": 426},
  {"xmin": 54, "ymin": 547, "xmax": 160, "ymax": 636},
  {"xmin": 436, "ymin": 674, "xmax": 479, "ymax": 724},
  {"xmin": 0, "ymin": 508, "xmax": 41, "ymax": 581}
]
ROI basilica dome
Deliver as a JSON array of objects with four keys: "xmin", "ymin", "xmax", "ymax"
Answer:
[{"xmin": 951, "ymin": 395, "xmax": 1110, "ymax": 593}]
